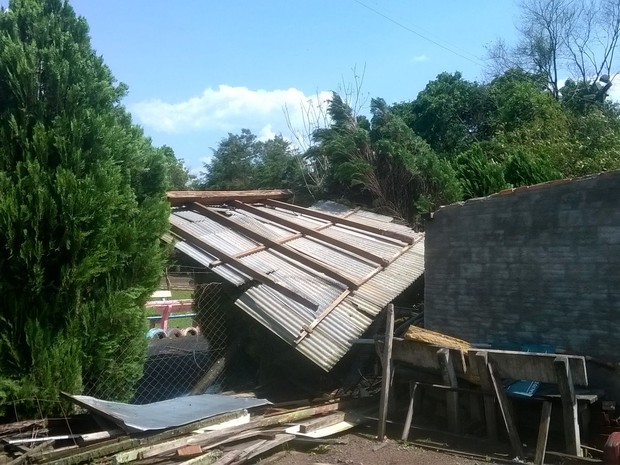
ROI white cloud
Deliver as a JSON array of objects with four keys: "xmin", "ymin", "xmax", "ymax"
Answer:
[
  {"xmin": 411, "ymin": 54, "xmax": 429, "ymax": 63},
  {"xmin": 131, "ymin": 85, "xmax": 333, "ymax": 143}
]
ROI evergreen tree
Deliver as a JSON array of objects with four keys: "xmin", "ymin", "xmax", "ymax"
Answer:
[{"xmin": 0, "ymin": 0, "xmax": 169, "ymax": 415}]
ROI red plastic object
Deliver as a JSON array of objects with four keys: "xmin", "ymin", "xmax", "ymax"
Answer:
[{"xmin": 604, "ymin": 432, "xmax": 620, "ymax": 464}]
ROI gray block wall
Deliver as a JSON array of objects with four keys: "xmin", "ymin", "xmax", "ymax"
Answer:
[{"xmin": 425, "ymin": 172, "xmax": 620, "ymax": 394}]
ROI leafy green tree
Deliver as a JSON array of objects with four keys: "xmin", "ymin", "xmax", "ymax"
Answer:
[
  {"xmin": 394, "ymin": 72, "xmax": 496, "ymax": 155},
  {"xmin": 254, "ymin": 136, "xmax": 304, "ymax": 190},
  {"xmin": 452, "ymin": 145, "xmax": 509, "ymax": 199},
  {"xmin": 306, "ymin": 94, "xmax": 461, "ymax": 222},
  {"xmin": 0, "ymin": 0, "xmax": 169, "ymax": 415},
  {"xmin": 158, "ymin": 145, "xmax": 193, "ymax": 190},
  {"xmin": 200, "ymin": 129, "xmax": 258, "ymax": 189}
]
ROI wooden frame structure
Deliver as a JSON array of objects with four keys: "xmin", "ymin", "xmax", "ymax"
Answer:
[{"xmin": 378, "ymin": 337, "xmax": 589, "ymax": 463}]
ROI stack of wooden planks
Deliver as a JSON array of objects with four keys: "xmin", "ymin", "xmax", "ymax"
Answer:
[{"xmin": 0, "ymin": 399, "xmax": 372, "ymax": 465}]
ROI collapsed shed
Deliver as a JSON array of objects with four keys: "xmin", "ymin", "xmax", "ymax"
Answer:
[{"xmin": 165, "ymin": 190, "xmax": 425, "ymax": 372}]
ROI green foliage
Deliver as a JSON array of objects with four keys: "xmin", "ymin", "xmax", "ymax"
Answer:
[
  {"xmin": 0, "ymin": 0, "xmax": 169, "ymax": 416},
  {"xmin": 395, "ymin": 72, "xmax": 495, "ymax": 155},
  {"xmin": 452, "ymin": 146, "xmax": 508, "ymax": 200},
  {"xmin": 200, "ymin": 129, "xmax": 305, "ymax": 193},
  {"xmin": 159, "ymin": 145, "xmax": 193, "ymax": 190}
]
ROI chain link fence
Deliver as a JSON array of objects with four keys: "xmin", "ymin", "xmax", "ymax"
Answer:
[{"xmin": 83, "ymin": 270, "xmax": 237, "ymax": 404}]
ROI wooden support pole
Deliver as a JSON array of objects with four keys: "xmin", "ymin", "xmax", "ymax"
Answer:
[
  {"xmin": 487, "ymin": 360, "xmax": 524, "ymax": 460},
  {"xmin": 438, "ymin": 348, "xmax": 460, "ymax": 434},
  {"xmin": 472, "ymin": 352, "xmax": 498, "ymax": 442},
  {"xmin": 377, "ymin": 304, "xmax": 395, "ymax": 441},
  {"xmin": 534, "ymin": 401, "xmax": 553, "ymax": 465},
  {"xmin": 401, "ymin": 382, "xmax": 418, "ymax": 442},
  {"xmin": 554, "ymin": 356, "xmax": 582, "ymax": 457}
]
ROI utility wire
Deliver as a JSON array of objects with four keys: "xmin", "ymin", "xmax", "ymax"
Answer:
[{"xmin": 353, "ymin": 0, "xmax": 485, "ymax": 66}]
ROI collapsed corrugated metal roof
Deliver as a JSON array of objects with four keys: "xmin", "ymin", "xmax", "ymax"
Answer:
[{"xmin": 166, "ymin": 190, "xmax": 424, "ymax": 371}]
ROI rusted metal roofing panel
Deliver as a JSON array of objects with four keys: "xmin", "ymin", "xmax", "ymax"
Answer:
[{"xmin": 168, "ymin": 199, "xmax": 424, "ymax": 371}]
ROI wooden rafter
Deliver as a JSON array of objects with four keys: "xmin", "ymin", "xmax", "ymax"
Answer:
[
  {"xmin": 264, "ymin": 199, "xmax": 415, "ymax": 245},
  {"xmin": 170, "ymin": 222, "xmax": 318, "ymax": 310},
  {"xmin": 192, "ymin": 203, "xmax": 359, "ymax": 289},
  {"xmin": 167, "ymin": 190, "xmax": 291, "ymax": 207},
  {"xmin": 229, "ymin": 200, "xmax": 389, "ymax": 266},
  {"xmin": 294, "ymin": 290, "xmax": 351, "ymax": 345}
]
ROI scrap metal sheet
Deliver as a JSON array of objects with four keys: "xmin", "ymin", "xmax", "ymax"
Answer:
[{"xmin": 67, "ymin": 393, "xmax": 271, "ymax": 432}]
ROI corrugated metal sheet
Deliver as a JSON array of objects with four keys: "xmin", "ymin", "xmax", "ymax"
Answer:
[{"xmin": 169, "ymin": 201, "xmax": 424, "ymax": 371}]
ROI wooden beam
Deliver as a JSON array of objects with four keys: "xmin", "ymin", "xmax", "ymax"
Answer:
[
  {"xmin": 487, "ymin": 359, "xmax": 525, "ymax": 459},
  {"xmin": 401, "ymin": 382, "xmax": 419, "ymax": 441},
  {"xmin": 192, "ymin": 203, "xmax": 359, "ymax": 289},
  {"xmin": 295, "ymin": 290, "xmax": 350, "ymax": 344},
  {"xmin": 534, "ymin": 401, "xmax": 553, "ymax": 465},
  {"xmin": 472, "ymin": 352, "xmax": 498, "ymax": 442},
  {"xmin": 170, "ymin": 222, "xmax": 318, "ymax": 310},
  {"xmin": 555, "ymin": 356, "xmax": 582, "ymax": 457},
  {"xmin": 167, "ymin": 190, "xmax": 291, "ymax": 206},
  {"xmin": 264, "ymin": 199, "xmax": 416, "ymax": 245},
  {"xmin": 230, "ymin": 201, "xmax": 389, "ymax": 266},
  {"xmin": 470, "ymin": 349, "xmax": 588, "ymax": 386},
  {"xmin": 437, "ymin": 348, "xmax": 459, "ymax": 434},
  {"xmin": 298, "ymin": 412, "xmax": 347, "ymax": 433},
  {"xmin": 377, "ymin": 304, "xmax": 395, "ymax": 441}
]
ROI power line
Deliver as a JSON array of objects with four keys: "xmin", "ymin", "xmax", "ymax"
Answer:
[{"xmin": 353, "ymin": 0, "xmax": 486, "ymax": 67}]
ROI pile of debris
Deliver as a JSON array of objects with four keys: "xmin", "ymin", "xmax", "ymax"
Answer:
[{"xmin": 0, "ymin": 394, "xmax": 374, "ymax": 465}]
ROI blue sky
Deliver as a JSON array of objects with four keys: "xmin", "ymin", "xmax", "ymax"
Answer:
[{"xmin": 8, "ymin": 0, "xmax": 523, "ymax": 173}]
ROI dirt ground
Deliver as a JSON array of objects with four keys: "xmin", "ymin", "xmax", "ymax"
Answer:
[
  {"xmin": 258, "ymin": 432, "xmax": 500, "ymax": 465},
  {"xmin": 252, "ymin": 420, "xmax": 513, "ymax": 465}
]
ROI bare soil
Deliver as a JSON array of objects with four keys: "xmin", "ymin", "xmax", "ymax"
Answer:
[{"xmin": 259, "ymin": 432, "xmax": 499, "ymax": 465}]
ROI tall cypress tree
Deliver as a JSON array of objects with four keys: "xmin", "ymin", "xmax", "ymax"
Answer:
[{"xmin": 0, "ymin": 0, "xmax": 169, "ymax": 415}]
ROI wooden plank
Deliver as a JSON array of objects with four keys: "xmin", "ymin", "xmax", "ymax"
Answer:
[
  {"xmin": 377, "ymin": 304, "xmax": 395, "ymax": 441},
  {"xmin": 470, "ymin": 349, "xmax": 588, "ymax": 386},
  {"xmin": 6, "ymin": 440, "xmax": 54, "ymax": 465},
  {"xmin": 437, "ymin": 348, "xmax": 459, "ymax": 434},
  {"xmin": 534, "ymin": 401, "xmax": 552, "ymax": 465},
  {"xmin": 265, "ymin": 199, "xmax": 416, "ymax": 244},
  {"xmin": 171, "ymin": 222, "xmax": 318, "ymax": 310},
  {"xmin": 193, "ymin": 203, "xmax": 360, "ymax": 289},
  {"xmin": 177, "ymin": 444, "xmax": 204, "ymax": 457},
  {"xmin": 555, "ymin": 356, "xmax": 582, "ymax": 457},
  {"xmin": 401, "ymin": 382, "xmax": 418, "ymax": 441},
  {"xmin": 487, "ymin": 360, "xmax": 525, "ymax": 459},
  {"xmin": 298, "ymin": 412, "xmax": 347, "ymax": 433},
  {"xmin": 167, "ymin": 190, "xmax": 291, "ymax": 206},
  {"xmin": 113, "ymin": 400, "xmax": 364, "ymax": 465},
  {"xmin": 472, "ymin": 352, "xmax": 498, "ymax": 442},
  {"xmin": 230, "ymin": 200, "xmax": 389, "ymax": 266},
  {"xmin": 389, "ymin": 338, "xmax": 467, "ymax": 375},
  {"xmin": 242, "ymin": 433, "xmax": 296, "ymax": 462},
  {"xmin": 295, "ymin": 290, "xmax": 350, "ymax": 344}
]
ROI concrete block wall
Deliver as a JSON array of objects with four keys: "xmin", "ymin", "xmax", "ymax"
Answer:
[{"xmin": 425, "ymin": 172, "xmax": 620, "ymax": 370}]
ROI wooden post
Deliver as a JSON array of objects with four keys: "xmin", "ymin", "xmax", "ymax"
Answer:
[
  {"xmin": 377, "ymin": 304, "xmax": 395, "ymax": 441},
  {"xmin": 472, "ymin": 352, "xmax": 498, "ymax": 442},
  {"xmin": 487, "ymin": 360, "xmax": 525, "ymax": 460},
  {"xmin": 401, "ymin": 382, "xmax": 418, "ymax": 441},
  {"xmin": 534, "ymin": 401, "xmax": 553, "ymax": 465},
  {"xmin": 437, "ymin": 348, "xmax": 459, "ymax": 434},
  {"xmin": 554, "ymin": 356, "xmax": 582, "ymax": 457}
]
